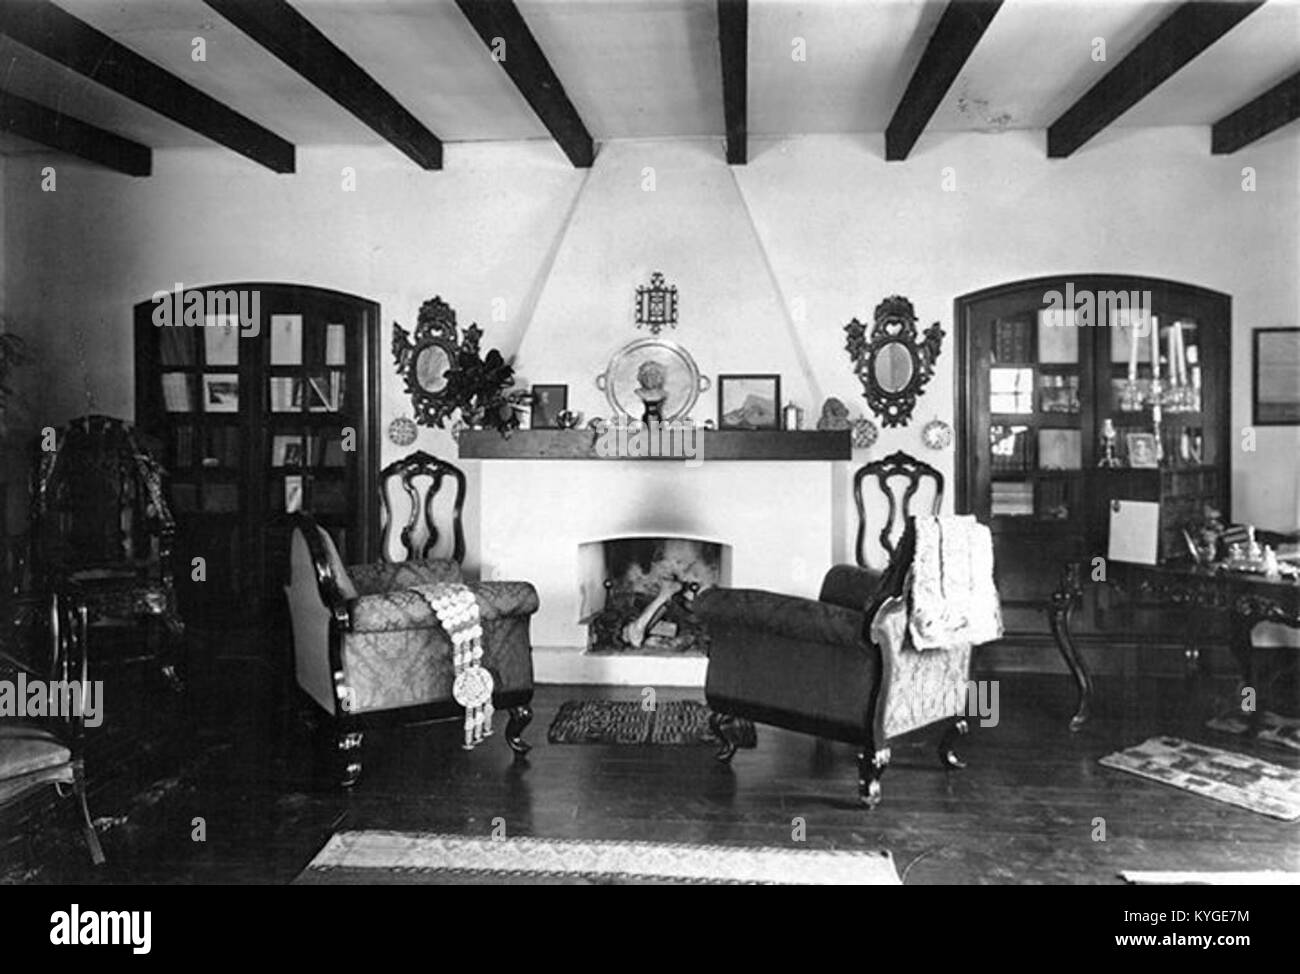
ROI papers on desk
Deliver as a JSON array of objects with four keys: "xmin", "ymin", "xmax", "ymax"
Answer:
[{"xmin": 1108, "ymin": 500, "xmax": 1160, "ymax": 565}]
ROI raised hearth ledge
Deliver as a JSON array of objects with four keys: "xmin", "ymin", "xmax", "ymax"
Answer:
[
  {"xmin": 533, "ymin": 647, "xmax": 706, "ymax": 687},
  {"xmin": 458, "ymin": 429, "xmax": 850, "ymax": 460}
]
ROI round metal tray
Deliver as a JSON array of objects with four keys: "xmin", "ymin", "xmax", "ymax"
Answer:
[{"xmin": 594, "ymin": 337, "xmax": 709, "ymax": 422}]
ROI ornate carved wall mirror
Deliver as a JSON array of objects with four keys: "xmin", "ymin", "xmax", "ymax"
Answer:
[
  {"xmin": 844, "ymin": 295, "xmax": 944, "ymax": 427},
  {"xmin": 393, "ymin": 296, "xmax": 462, "ymax": 425}
]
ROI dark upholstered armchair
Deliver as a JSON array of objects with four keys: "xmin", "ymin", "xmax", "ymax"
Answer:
[
  {"xmin": 697, "ymin": 562, "xmax": 889, "ymax": 747},
  {"xmin": 696, "ymin": 452, "xmax": 984, "ymax": 808}
]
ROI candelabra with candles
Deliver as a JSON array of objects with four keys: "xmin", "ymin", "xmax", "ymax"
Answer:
[{"xmin": 1117, "ymin": 315, "xmax": 1202, "ymax": 465}]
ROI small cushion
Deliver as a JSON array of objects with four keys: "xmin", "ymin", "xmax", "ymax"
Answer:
[
  {"xmin": 0, "ymin": 724, "xmax": 72, "ymax": 779},
  {"xmin": 819, "ymin": 565, "xmax": 884, "ymax": 611}
]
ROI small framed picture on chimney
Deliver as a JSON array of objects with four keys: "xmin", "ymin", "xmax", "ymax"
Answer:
[
  {"xmin": 530, "ymin": 384, "xmax": 568, "ymax": 429},
  {"xmin": 717, "ymin": 374, "xmax": 781, "ymax": 430}
]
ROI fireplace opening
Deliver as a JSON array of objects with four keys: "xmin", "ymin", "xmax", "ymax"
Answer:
[{"xmin": 578, "ymin": 536, "xmax": 730, "ymax": 655}]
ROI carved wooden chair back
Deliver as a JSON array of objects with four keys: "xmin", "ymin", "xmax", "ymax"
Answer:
[
  {"xmin": 377, "ymin": 450, "xmax": 466, "ymax": 564},
  {"xmin": 854, "ymin": 450, "xmax": 944, "ymax": 567}
]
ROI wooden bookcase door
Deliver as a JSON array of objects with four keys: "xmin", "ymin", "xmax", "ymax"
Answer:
[
  {"xmin": 134, "ymin": 283, "xmax": 379, "ymax": 627},
  {"xmin": 956, "ymin": 275, "xmax": 1230, "ymax": 639}
]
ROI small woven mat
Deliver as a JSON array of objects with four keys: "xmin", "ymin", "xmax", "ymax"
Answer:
[{"xmin": 546, "ymin": 699, "xmax": 757, "ymax": 747}]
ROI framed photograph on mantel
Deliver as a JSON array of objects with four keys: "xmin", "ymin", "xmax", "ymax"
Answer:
[
  {"xmin": 1253, "ymin": 328, "xmax": 1300, "ymax": 425},
  {"xmin": 717, "ymin": 374, "xmax": 781, "ymax": 431},
  {"xmin": 530, "ymin": 384, "xmax": 568, "ymax": 429}
]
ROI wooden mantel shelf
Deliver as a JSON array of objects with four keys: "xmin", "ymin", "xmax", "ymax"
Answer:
[{"xmin": 458, "ymin": 429, "xmax": 851, "ymax": 461}]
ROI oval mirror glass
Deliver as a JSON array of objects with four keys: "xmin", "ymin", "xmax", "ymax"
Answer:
[
  {"xmin": 874, "ymin": 341, "xmax": 914, "ymax": 393},
  {"xmin": 415, "ymin": 344, "xmax": 452, "ymax": 394}
]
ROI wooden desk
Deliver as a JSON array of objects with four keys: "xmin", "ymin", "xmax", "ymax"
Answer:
[{"xmin": 1049, "ymin": 559, "xmax": 1300, "ymax": 730}]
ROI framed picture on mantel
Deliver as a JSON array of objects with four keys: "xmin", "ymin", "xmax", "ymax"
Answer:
[
  {"xmin": 717, "ymin": 374, "xmax": 781, "ymax": 430},
  {"xmin": 530, "ymin": 384, "xmax": 568, "ymax": 429},
  {"xmin": 1253, "ymin": 328, "xmax": 1300, "ymax": 425}
]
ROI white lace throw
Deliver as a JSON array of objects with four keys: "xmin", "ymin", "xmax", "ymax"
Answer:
[
  {"xmin": 412, "ymin": 583, "xmax": 494, "ymax": 748},
  {"xmin": 907, "ymin": 515, "xmax": 1003, "ymax": 650}
]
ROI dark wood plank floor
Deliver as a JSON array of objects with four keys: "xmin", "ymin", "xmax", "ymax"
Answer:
[{"xmin": 5, "ymin": 646, "xmax": 1299, "ymax": 885}]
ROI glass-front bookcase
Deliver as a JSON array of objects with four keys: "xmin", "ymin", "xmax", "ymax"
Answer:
[
  {"xmin": 134, "ymin": 284, "xmax": 379, "ymax": 627},
  {"xmin": 956, "ymin": 275, "xmax": 1230, "ymax": 637}
]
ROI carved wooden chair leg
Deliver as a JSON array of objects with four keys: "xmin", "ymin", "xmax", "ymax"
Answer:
[
  {"xmin": 72, "ymin": 764, "xmax": 105, "ymax": 865},
  {"xmin": 709, "ymin": 710, "xmax": 738, "ymax": 763},
  {"xmin": 938, "ymin": 718, "xmax": 969, "ymax": 770},
  {"xmin": 858, "ymin": 745, "xmax": 890, "ymax": 808},
  {"xmin": 336, "ymin": 729, "xmax": 364, "ymax": 788},
  {"xmin": 505, "ymin": 705, "xmax": 533, "ymax": 755}
]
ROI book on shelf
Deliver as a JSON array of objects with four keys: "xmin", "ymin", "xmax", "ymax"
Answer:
[
  {"xmin": 203, "ymin": 319, "xmax": 240, "ymax": 365},
  {"xmin": 161, "ymin": 374, "xmax": 193, "ymax": 412},
  {"xmin": 273, "ymin": 435, "xmax": 303, "ymax": 467},
  {"xmin": 325, "ymin": 324, "xmax": 346, "ymax": 366},
  {"xmin": 995, "ymin": 317, "xmax": 1032, "ymax": 363},
  {"xmin": 990, "ymin": 426, "xmax": 1031, "ymax": 473},
  {"xmin": 991, "ymin": 481, "xmax": 1034, "ymax": 516},
  {"xmin": 306, "ymin": 372, "xmax": 345, "ymax": 412},
  {"xmin": 270, "ymin": 377, "xmax": 298, "ymax": 412},
  {"xmin": 270, "ymin": 314, "xmax": 303, "ymax": 365},
  {"xmin": 159, "ymin": 329, "xmax": 194, "ymax": 366},
  {"xmin": 284, "ymin": 475, "xmax": 303, "ymax": 514}
]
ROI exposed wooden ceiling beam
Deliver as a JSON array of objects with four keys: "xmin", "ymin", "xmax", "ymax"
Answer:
[
  {"xmin": 455, "ymin": 0, "xmax": 594, "ymax": 168},
  {"xmin": 1048, "ymin": 1, "xmax": 1263, "ymax": 159},
  {"xmin": 203, "ymin": 0, "xmax": 443, "ymax": 170},
  {"xmin": 1212, "ymin": 70, "xmax": 1300, "ymax": 154},
  {"xmin": 716, "ymin": 0, "xmax": 748, "ymax": 165},
  {"xmin": 885, "ymin": 1, "xmax": 1002, "ymax": 162},
  {"xmin": 0, "ymin": 88, "xmax": 151, "ymax": 176},
  {"xmin": 0, "ymin": 0, "xmax": 293, "ymax": 173}
]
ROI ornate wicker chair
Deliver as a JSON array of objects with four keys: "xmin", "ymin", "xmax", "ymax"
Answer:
[{"xmin": 28, "ymin": 415, "xmax": 184, "ymax": 690}]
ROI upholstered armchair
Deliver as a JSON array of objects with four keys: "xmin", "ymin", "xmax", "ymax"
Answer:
[
  {"xmin": 0, "ymin": 593, "xmax": 104, "ymax": 864},
  {"xmin": 695, "ymin": 453, "xmax": 1000, "ymax": 807},
  {"xmin": 285, "ymin": 513, "xmax": 538, "ymax": 787}
]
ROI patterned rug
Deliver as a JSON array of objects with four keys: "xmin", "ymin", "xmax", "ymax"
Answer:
[
  {"xmin": 1121, "ymin": 870, "xmax": 1300, "ymax": 885},
  {"xmin": 547, "ymin": 699, "xmax": 757, "ymax": 748},
  {"xmin": 1100, "ymin": 736, "xmax": 1300, "ymax": 821},
  {"xmin": 295, "ymin": 831, "xmax": 900, "ymax": 885},
  {"xmin": 1206, "ymin": 711, "xmax": 1300, "ymax": 753}
]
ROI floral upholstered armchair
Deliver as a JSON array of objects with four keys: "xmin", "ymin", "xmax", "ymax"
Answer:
[{"xmin": 285, "ymin": 513, "xmax": 538, "ymax": 787}]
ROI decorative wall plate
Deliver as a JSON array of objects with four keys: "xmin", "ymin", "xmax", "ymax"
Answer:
[
  {"xmin": 388, "ymin": 415, "xmax": 418, "ymax": 447},
  {"xmin": 921, "ymin": 418, "xmax": 953, "ymax": 450},
  {"xmin": 852, "ymin": 418, "xmax": 878, "ymax": 449},
  {"xmin": 595, "ymin": 337, "xmax": 709, "ymax": 422}
]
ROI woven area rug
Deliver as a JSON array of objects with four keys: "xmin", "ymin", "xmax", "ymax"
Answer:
[
  {"xmin": 295, "ymin": 831, "xmax": 900, "ymax": 885},
  {"xmin": 1100, "ymin": 736, "xmax": 1300, "ymax": 821},
  {"xmin": 1207, "ymin": 711, "xmax": 1300, "ymax": 753},
  {"xmin": 547, "ymin": 699, "xmax": 757, "ymax": 748},
  {"xmin": 1121, "ymin": 870, "xmax": 1300, "ymax": 885}
]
